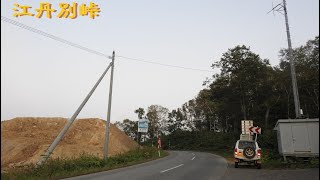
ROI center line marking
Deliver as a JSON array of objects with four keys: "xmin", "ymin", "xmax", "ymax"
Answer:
[
  {"xmin": 191, "ymin": 156, "xmax": 195, "ymax": 160},
  {"xmin": 160, "ymin": 164, "xmax": 184, "ymax": 173}
]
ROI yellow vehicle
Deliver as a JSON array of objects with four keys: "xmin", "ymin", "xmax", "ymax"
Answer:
[{"xmin": 234, "ymin": 140, "xmax": 261, "ymax": 169}]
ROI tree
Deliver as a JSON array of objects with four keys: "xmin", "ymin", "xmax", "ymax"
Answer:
[
  {"xmin": 168, "ymin": 110, "xmax": 179, "ymax": 133},
  {"xmin": 194, "ymin": 89, "xmax": 215, "ymax": 131},
  {"xmin": 134, "ymin": 108, "xmax": 145, "ymax": 119},
  {"xmin": 146, "ymin": 105, "xmax": 169, "ymax": 145},
  {"xmin": 210, "ymin": 45, "xmax": 271, "ymax": 132},
  {"xmin": 181, "ymin": 99, "xmax": 198, "ymax": 131},
  {"xmin": 130, "ymin": 37, "xmax": 319, "ymax": 140},
  {"xmin": 114, "ymin": 119, "xmax": 138, "ymax": 140},
  {"xmin": 279, "ymin": 36, "xmax": 319, "ymax": 118}
]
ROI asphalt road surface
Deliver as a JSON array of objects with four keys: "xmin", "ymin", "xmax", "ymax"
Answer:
[
  {"xmin": 64, "ymin": 151, "xmax": 228, "ymax": 180},
  {"xmin": 221, "ymin": 163, "xmax": 319, "ymax": 180},
  {"xmin": 64, "ymin": 151, "xmax": 319, "ymax": 180}
]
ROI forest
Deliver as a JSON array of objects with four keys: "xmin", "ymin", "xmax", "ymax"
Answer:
[{"xmin": 115, "ymin": 36, "xmax": 319, "ymax": 151}]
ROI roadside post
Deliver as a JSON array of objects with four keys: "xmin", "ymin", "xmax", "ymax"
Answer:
[{"xmin": 157, "ymin": 136, "xmax": 161, "ymax": 157}]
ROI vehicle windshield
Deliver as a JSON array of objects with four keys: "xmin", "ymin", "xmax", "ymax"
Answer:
[{"xmin": 238, "ymin": 141, "xmax": 256, "ymax": 149}]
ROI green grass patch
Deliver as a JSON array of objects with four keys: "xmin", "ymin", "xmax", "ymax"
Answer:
[
  {"xmin": 1, "ymin": 147, "xmax": 168, "ymax": 180},
  {"xmin": 258, "ymin": 149, "xmax": 319, "ymax": 169}
]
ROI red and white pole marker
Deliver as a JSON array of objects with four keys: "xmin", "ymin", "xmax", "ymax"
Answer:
[{"xmin": 157, "ymin": 137, "xmax": 161, "ymax": 157}]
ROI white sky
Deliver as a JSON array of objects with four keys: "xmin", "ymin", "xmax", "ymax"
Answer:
[{"xmin": 1, "ymin": 0, "xmax": 319, "ymax": 122}]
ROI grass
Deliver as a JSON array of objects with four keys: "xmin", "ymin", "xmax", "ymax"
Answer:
[
  {"xmin": 209, "ymin": 149, "xmax": 319, "ymax": 169},
  {"xmin": 1, "ymin": 147, "xmax": 169, "ymax": 180}
]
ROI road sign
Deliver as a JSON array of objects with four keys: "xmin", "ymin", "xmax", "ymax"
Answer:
[
  {"xmin": 249, "ymin": 126, "xmax": 261, "ymax": 134},
  {"xmin": 138, "ymin": 118, "xmax": 148, "ymax": 133},
  {"xmin": 241, "ymin": 120, "xmax": 253, "ymax": 134}
]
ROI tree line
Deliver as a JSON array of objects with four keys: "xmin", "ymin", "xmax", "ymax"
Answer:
[{"xmin": 115, "ymin": 36, "xmax": 319, "ymax": 144}]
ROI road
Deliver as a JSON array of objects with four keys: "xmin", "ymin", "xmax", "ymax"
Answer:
[
  {"xmin": 222, "ymin": 164, "xmax": 319, "ymax": 180},
  {"xmin": 64, "ymin": 151, "xmax": 319, "ymax": 180},
  {"xmin": 64, "ymin": 151, "xmax": 228, "ymax": 180}
]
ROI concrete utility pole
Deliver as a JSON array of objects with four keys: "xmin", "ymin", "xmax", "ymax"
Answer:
[
  {"xmin": 268, "ymin": 0, "xmax": 303, "ymax": 118},
  {"xmin": 104, "ymin": 51, "xmax": 115, "ymax": 160},
  {"xmin": 283, "ymin": 0, "xmax": 302, "ymax": 118},
  {"xmin": 37, "ymin": 62, "xmax": 113, "ymax": 166}
]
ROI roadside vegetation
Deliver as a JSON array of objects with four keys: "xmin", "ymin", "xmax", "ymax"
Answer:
[
  {"xmin": 1, "ymin": 147, "xmax": 168, "ymax": 180},
  {"xmin": 115, "ymin": 36, "xmax": 319, "ymax": 169},
  {"xmin": 160, "ymin": 130, "xmax": 319, "ymax": 169}
]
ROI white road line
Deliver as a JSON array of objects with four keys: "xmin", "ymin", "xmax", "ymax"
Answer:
[
  {"xmin": 192, "ymin": 153, "xmax": 195, "ymax": 156},
  {"xmin": 191, "ymin": 156, "xmax": 196, "ymax": 160},
  {"xmin": 160, "ymin": 164, "xmax": 184, "ymax": 173}
]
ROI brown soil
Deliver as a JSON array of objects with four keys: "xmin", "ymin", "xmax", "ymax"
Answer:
[{"xmin": 1, "ymin": 117, "xmax": 139, "ymax": 169}]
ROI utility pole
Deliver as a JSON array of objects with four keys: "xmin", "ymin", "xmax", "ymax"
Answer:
[
  {"xmin": 36, "ymin": 62, "xmax": 113, "ymax": 166},
  {"xmin": 268, "ymin": 0, "xmax": 302, "ymax": 118},
  {"xmin": 104, "ymin": 51, "xmax": 115, "ymax": 160},
  {"xmin": 282, "ymin": 0, "xmax": 302, "ymax": 118}
]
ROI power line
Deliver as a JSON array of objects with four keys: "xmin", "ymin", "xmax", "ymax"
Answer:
[
  {"xmin": 117, "ymin": 55, "xmax": 213, "ymax": 72},
  {"xmin": 1, "ymin": 16, "xmax": 213, "ymax": 73},
  {"xmin": 1, "ymin": 16, "xmax": 111, "ymax": 59}
]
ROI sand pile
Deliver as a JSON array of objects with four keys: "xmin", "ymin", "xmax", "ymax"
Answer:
[{"xmin": 1, "ymin": 117, "xmax": 139, "ymax": 169}]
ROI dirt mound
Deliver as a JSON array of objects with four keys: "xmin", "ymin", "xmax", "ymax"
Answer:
[{"xmin": 1, "ymin": 117, "xmax": 139, "ymax": 169}]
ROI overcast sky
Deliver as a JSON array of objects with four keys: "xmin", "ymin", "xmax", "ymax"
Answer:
[{"xmin": 1, "ymin": 0, "xmax": 319, "ymax": 123}]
